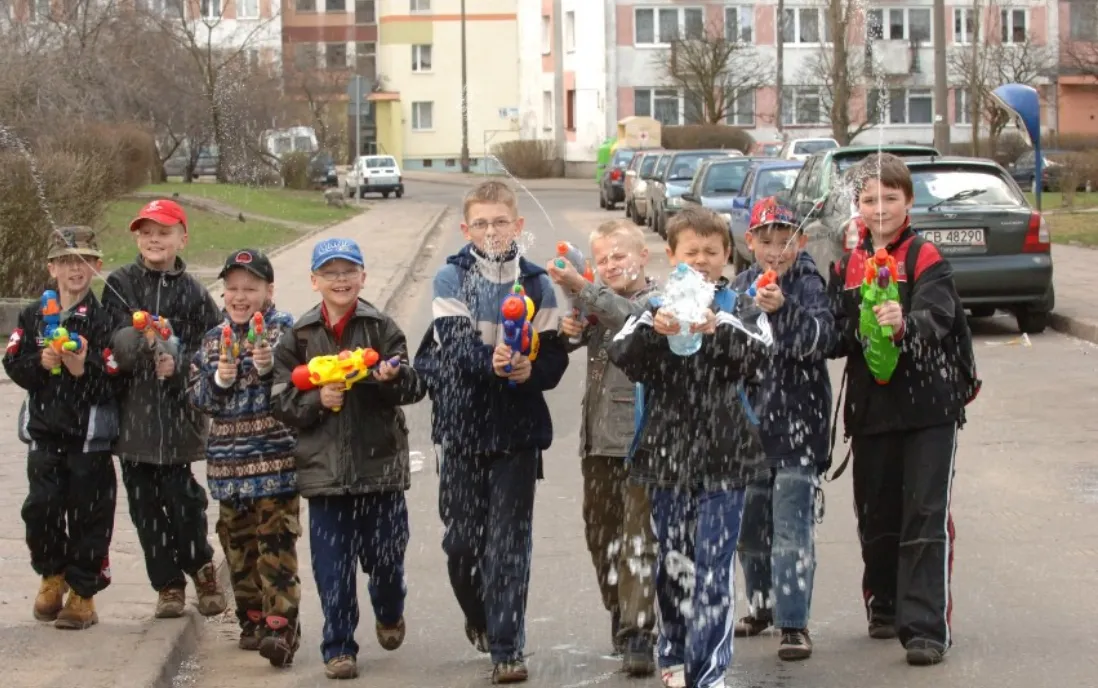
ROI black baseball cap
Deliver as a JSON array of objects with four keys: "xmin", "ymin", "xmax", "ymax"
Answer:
[{"xmin": 219, "ymin": 249, "xmax": 274, "ymax": 282}]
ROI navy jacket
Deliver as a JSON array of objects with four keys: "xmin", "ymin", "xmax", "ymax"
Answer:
[{"xmin": 733, "ymin": 252, "xmax": 836, "ymax": 472}]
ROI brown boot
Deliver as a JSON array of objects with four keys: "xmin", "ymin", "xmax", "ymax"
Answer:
[
  {"xmin": 376, "ymin": 616, "xmax": 405, "ymax": 651},
  {"xmin": 33, "ymin": 575, "xmax": 68, "ymax": 621},
  {"xmin": 155, "ymin": 586, "xmax": 186, "ymax": 619},
  {"xmin": 258, "ymin": 615, "xmax": 300, "ymax": 667},
  {"xmin": 190, "ymin": 562, "xmax": 227, "ymax": 617},
  {"xmin": 239, "ymin": 610, "xmax": 265, "ymax": 651},
  {"xmin": 55, "ymin": 593, "xmax": 98, "ymax": 630}
]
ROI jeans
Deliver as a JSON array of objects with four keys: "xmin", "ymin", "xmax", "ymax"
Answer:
[{"xmin": 737, "ymin": 464, "xmax": 818, "ymax": 630}]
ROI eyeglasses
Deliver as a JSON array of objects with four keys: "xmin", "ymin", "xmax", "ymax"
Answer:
[
  {"xmin": 467, "ymin": 218, "xmax": 515, "ymax": 232},
  {"xmin": 314, "ymin": 269, "xmax": 362, "ymax": 282}
]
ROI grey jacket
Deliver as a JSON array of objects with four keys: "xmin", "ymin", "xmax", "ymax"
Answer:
[{"xmin": 569, "ymin": 279, "xmax": 658, "ymax": 459}]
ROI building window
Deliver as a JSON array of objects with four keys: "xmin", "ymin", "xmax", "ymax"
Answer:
[
  {"xmin": 725, "ymin": 90, "xmax": 755, "ymax": 127},
  {"xmin": 781, "ymin": 87, "xmax": 823, "ymax": 125},
  {"xmin": 356, "ymin": 42, "xmax": 376, "ymax": 79},
  {"xmin": 634, "ymin": 88, "xmax": 682, "ymax": 126},
  {"xmin": 294, "ymin": 43, "xmax": 318, "ymax": 69},
  {"xmin": 953, "ymin": 8, "xmax": 976, "ymax": 44},
  {"xmin": 542, "ymin": 90, "xmax": 553, "ymax": 129},
  {"xmin": 29, "ymin": 0, "xmax": 50, "ymax": 20},
  {"xmin": 868, "ymin": 88, "xmax": 934, "ymax": 125},
  {"xmin": 541, "ymin": 15, "xmax": 550, "ymax": 54},
  {"xmin": 412, "ymin": 44, "xmax": 432, "ymax": 72},
  {"xmin": 955, "ymin": 89, "xmax": 971, "ymax": 125},
  {"xmin": 865, "ymin": 7, "xmax": 930, "ymax": 42},
  {"xmin": 566, "ymin": 89, "xmax": 576, "ymax": 129},
  {"xmin": 410, "ymin": 0, "xmax": 429, "ymax": 11},
  {"xmin": 1001, "ymin": 9, "xmax": 1027, "ymax": 44},
  {"xmin": 1069, "ymin": 0, "xmax": 1098, "ymax": 41},
  {"xmin": 412, "ymin": 102, "xmax": 434, "ymax": 130},
  {"xmin": 325, "ymin": 42, "xmax": 347, "ymax": 69},
  {"xmin": 782, "ymin": 7, "xmax": 826, "ymax": 44},
  {"xmin": 355, "ymin": 0, "xmax": 374, "ymax": 23},
  {"xmin": 200, "ymin": 0, "xmax": 220, "ymax": 19},
  {"xmin": 725, "ymin": 6, "xmax": 753, "ymax": 43},
  {"xmin": 564, "ymin": 11, "xmax": 575, "ymax": 52},
  {"xmin": 297, "ymin": 0, "xmax": 315, "ymax": 12},
  {"xmin": 237, "ymin": 0, "xmax": 257, "ymax": 19},
  {"xmin": 326, "ymin": 0, "xmax": 344, "ymax": 12},
  {"xmin": 634, "ymin": 7, "xmax": 705, "ymax": 46}
]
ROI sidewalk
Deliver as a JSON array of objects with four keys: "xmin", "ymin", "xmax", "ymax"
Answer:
[
  {"xmin": 402, "ymin": 169, "xmax": 595, "ymax": 192},
  {"xmin": 0, "ymin": 202, "xmax": 446, "ymax": 688},
  {"xmin": 1050, "ymin": 244, "xmax": 1098, "ymax": 343}
]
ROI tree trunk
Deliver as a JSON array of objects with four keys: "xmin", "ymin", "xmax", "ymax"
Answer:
[
  {"xmin": 829, "ymin": 0, "xmax": 851, "ymax": 145},
  {"xmin": 969, "ymin": 0, "xmax": 981, "ymax": 156},
  {"xmin": 776, "ymin": 0, "xmax": 785, "ymax": 134}
]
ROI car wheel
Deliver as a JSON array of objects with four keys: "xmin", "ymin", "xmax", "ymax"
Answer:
[
  {"xmin": 968, "ymin": 306, "xmax": 995, "ymax": 318},
  {"xmin": 382, "ymin": 191, "xmax": 391, "ymax": 199},
  {"xmin": 1015, "ymin": 310, "xmax": 1048, "ymax": 334},
  {"xmin": 396, "ymin": 189, "xmax": 404, "ymax": 199},
  {"xmin": 625, "ymin": 201, "xmax": 633, "ymax": 221},
  {"xmin": 346, "ymin": 185, "xmax": 356, "ymax": 198},
  {"xmin": 599, "ymin": 190, "xmax": 607, "ymax": 209}
]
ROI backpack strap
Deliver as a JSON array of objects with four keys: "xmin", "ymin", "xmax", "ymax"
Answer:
[{"xmin": 902, "ymin": 235, "xmax": 927, "ymax": 311}]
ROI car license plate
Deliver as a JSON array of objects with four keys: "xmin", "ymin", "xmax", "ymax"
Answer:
[{"xmin": 919, "ymin": 228, "xmax": 985, "ymax": 246}]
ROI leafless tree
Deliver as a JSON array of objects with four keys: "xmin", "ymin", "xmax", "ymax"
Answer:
[
  {"xmin": 798, "ymin": 0, "xmax": 872, "ymax": 144},
  {"xmin": 282, "ymin": 65, "xmax": 350, "ymax": 157}
]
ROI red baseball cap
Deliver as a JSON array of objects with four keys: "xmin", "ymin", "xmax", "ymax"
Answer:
[{"xmin": 129, "ymin": 199, "xmax": 188, "ymax": 232}]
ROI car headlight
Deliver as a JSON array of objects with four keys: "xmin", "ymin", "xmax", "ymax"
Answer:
[{"xmin": 668, "ymin": 196, "xmax": 683, "ymax": 208}]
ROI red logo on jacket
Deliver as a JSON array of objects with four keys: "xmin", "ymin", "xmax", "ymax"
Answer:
[{"xmin": 6, "ymin": 329, "xmax": 22, "ymax": 356}]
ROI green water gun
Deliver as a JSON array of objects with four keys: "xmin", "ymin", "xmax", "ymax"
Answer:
[{"xmin": 859, "ymin": 248, "xmax": 901, "ymax": 384}]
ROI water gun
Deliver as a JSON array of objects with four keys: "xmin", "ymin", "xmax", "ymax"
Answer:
[
  {"xmin": 746, "ymin": 269, "xmax": 778, "ymax": 297},
  {"xmin": 555, "ymin": 241, "xmax": 597, "ymax": 327},
  {"xmin": 220, "ymin": 324, "xmax": 238, "ymax": 362},
  {"xmin": 133, "ymin": 310, "xmax": 179, "ymax": 379},
  {"xmin": 40, "ymin": 290, "xmax": 62, "ymax": 340},
  {"xmin": 290, "ymin": 347, "xmax": 381, "ymax": 412},
  {"xmin": 47, "ymin": 327, "xmax": 82, "ymax": 375},
  {"xmin": 858, "ymin": 248, "xmax": 901, "ymax": 384},
  {"xmin": 247, "ymin": 312, "xmax": 267, "ymax": 347},
  {"xmin": 500, "ymin": 284, "xmax": 541, "ymax": 387}
]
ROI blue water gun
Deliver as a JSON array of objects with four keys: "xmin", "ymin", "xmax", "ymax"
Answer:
[
  {"xmin": 555, "ymin": 241, "xmax": 596, "ymax": 328},
  {"xmin": 500, "ymin": 284, "xmax": 540, "ymax": 387}
]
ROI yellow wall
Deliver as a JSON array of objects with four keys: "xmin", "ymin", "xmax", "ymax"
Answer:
[{"xmin": 375, "ymin": 101, "xmax": 404, "ymax": 161}]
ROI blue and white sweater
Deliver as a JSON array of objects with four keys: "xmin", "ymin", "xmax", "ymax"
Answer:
[{"xmin": 189, "ymin": 307, "xmax": 297, "ymax": 502}]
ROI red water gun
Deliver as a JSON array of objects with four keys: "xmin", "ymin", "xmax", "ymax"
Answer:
[
  {"xmin": 747, "ymin": 269, "xmax": 778, "ymax": 297},
  {"xmin": 247, "ymin": 312, "xmax": 267, "ymax": 347}
]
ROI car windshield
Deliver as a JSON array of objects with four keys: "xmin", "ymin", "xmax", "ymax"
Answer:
[
  {"xmin": 640, "ymin": 155, "xmax": 660, "ymax": 176},
  {"xmin": 835, "ymin": 150, "xmax": 935, "ymax": 172},
  {"xmin": 701, "ymin": 163, "xmax": 749, "ymax": 194},
  {"xmin": 612, "ymin": 149, "xmax": 635, "ymax": 166},
  {"xmin": 755, "ymin": 168, "xmax": 801, "ymax": 197},
  {"xmin": 364, "ymin": 157, "xmax": 397, "ymax": 168},
  {"xmin": 911, "ymin": 170, "xmax": 1025, "ymax": 208},
  {"xmin": 794, "ymin": 140, "xmax": 837, "ymax": 155},
  {"xmin": 666, "ymin": 154, "xmax": 716, "ymax": 181}
]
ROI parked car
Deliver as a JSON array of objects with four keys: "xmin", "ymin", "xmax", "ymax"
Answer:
[
  {"xmin": 633, "ymin": 152, "xmax": 672, "ymax": 226},
  {"xmin": 598, "ymin": 147, "xmax": 637, "ymax": 210},
  {"xmin": 645, "ymin": 149, "xmax": 742, "ymax": 237},
  {"xmin": 749, "ymin": 141, "xmax": 784, "ymax": 157},
  {"xmin": 624, "ymin": 150, "xmax": 663, "ymax": 223},
  {"xmin": 345, "ymin": 154, "xmax": 404, "ymax": 199},
  {"xmin": 309, "ymin": 152, "xmax": 338, "ymax": 188},
  {"xmin": 1008, "ymin": 149, "xmax": 1090, "ymax": 192},
  {"xmin": 725, "ymin": 160, "xmax": 805, "ymax": 270},
  {"xmin": 779, "ymin": 137, "xmax": 839, "ymax": 161},
  {"xmin": 163, "ymin": 147, "xmax": 218, "ymax": 179}
]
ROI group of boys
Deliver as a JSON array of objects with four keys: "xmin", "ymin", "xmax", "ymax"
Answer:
[{"xmin": 3, "ymin": 151, "xmax": 975, "ymax": 688}]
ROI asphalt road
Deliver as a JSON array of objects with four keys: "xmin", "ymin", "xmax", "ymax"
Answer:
[{"xmin": 184, "ymin": 179, "xmax": 1098, "ymax": 688}]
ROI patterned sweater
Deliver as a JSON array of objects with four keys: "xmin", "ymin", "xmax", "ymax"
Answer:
[{"xmin": 188, "ymin": 307, "xmax": 297, "ymax": 501}]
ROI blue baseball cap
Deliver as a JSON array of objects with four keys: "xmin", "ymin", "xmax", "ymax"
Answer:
[{"xmin": 311, "ymin": 238, "xmax": 365, "ymax": 272}]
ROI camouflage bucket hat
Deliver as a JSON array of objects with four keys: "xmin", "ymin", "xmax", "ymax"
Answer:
[{"xmin": 48, "ymin": 226, "xmax": 103, "ymax": 260}]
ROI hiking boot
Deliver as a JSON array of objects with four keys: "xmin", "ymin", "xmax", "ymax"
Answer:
[
  {"xmin": 905, "ymin": 638, "xmax": 947, "ymax": 666},
  {"xmin": 610, "ymin": 608, "xmax": 624, "ymax": 654},
  {"xmin": 376, "ymin": 616, "xmax": 405, "ymax": 651},
  {"xmin": 154, "ymin": 586, "xmax": 186, "ymax": 619},
  {"xmin": 868, "ymin": 617, "xmax": 897, "ymax": 640},
  {"xmin": 491, "ymin": 658, "xmax": 529, "ymax": 684},
  {"xmin": 734, "ymin": 613, "xmax": 772, "ymax": 637},
  {"xmin": 191, "ymin": 562, "xmax": 226, "ymax": 617},
  {"xmin": 465, "ymin": 621, "xmax": 489, "ymax": 653},
  {"xmin": 238, "ymin": 610, "xmax": 264, "ymax": 651},
  {"xmin": 258, "ymin": 615, "xmax": 300, "ymax": 667},
  {"xmin": 777, "ymin": 628, "xmax": 813, "ymax": 661},
  {"xmin": 33, "ymin": 575, "xmax": 68, "ymax": 621},
  {"xmin": 54, "ymin": 593, "xmax": 98, "ymax": 630},
  {"xmin": 324, "ymin": 654, "xmax": 357, "ymax": 680},
  {"xmin": 621, "ymin": 634, "xmax": 656, "ymax": 676},
  {"xmin": 659, "ymin": 664, "xmax": 686, "ymax": 688}
]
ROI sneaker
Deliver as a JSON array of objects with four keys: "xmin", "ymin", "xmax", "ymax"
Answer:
[
  {"xmin": 734, "ymin": 613, "xmax": 772, "ymax": 637},
  {"xmin": 868, "ymin": 617, "xmax": 897, "ymax": 640},
  {"xmin": 610, "ymin": 609, "xmax": 624, "ymax": 654},
  {"xmin": 154, "ymin": 586, "xmax": 186, "ymax": 619},
  {"xmin": 238, "ymin": 610, "xmax": 264, "ymax": 651},
  {"xmin": 33, "ymin": 575, "xmax": 68, "ymax": 622},
  {"xmin": 376, "ymin": 616, "xmax": 405, "ymax": 651},
  {"xmin": 905, "ymin": 638, "xmax": 947, "ymax": 666},
  {"xmin": 54, "ymin": 593, "xmax": 98, "ymax": 630},
  {"xmin": 621, "ymin": 634, "xmax": 656, "ymax": 676},
  {"xmin": 777, "ymin": 628, "xmax": 813, "ymax": 661},
  {"xmin": 190, "ymin": 562, "xmax": 227, "ymax": 617},
  {"xmin": 660, "ymin": 664, "xmax": 686, "ymax": 688},
  {"xmin": 491, "ymin": 658, "xmax": 529, "ymax": 684},
  {"xmin": 259, "ymin": 616, "xmax": 300, "ymax": 667},
  {"xmin": 465, "ymin": 621, "xmax": 489, "ymax": 653},
  {"xmin": 324, "ymin": 654, "xmax": 357, "ymax": 680}
]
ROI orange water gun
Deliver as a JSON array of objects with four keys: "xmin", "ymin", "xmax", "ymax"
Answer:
[
  {"xmin": 247, "ymin": 312, "xmax": 267, "ymax": 347},
  {"xmin": 555, "ymin": 241, "xmax": 596, "ymax": 326},
  {"xmin": 133, "ymin": 310, "xmax": 178, "ymax": 379},
  {"xmin": 747, "ymin": 269, "xmax": 778, "ymax": 297},
  {"xmin": 290, "ymin": 347, "xmax": 381, "ymax": 412},
  {"xmin": 220, "ymin": 324, "xmax": 238, "ymax": 362}
]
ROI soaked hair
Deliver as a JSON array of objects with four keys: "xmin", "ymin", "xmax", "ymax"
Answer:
[
  {"xmin": 853, "ymin": 152, "xmax": 914, "ymax": 201},
  {"xmin": 666, "ymin": 207, "xmax": 731, "ymax": 252},
  {"xmin": 463, "ymin": 180, "xmax": 519, "ymax": 220},
  {"xmin": 589, "ymin": 219, "xmax": 645, "ymax": 252}
]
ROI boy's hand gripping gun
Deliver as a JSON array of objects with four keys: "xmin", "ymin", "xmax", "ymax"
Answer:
[
  {"xmin": 290, "ymin": 347, "xmax": 387, "ymax": 412},
  {"xmin": 40, "ymin": 290, "xmax": 82, "ymax": 375},
  {"xmin": 554, "ymin": 241, "xmax": 597, "ymax": 330},
  {"xmin": 746, "ymin": 269, "xmax": 778, "ymax": 298},
  {"xmin": 858, "ymin": 248, "xmax": 901, "ymax": 384},
  {"xmin": 247, "ymin": 312, "xmax": 268, "ymax": 348},
  {"xmin": 500, "ymin": 284, "xmax": 541, "ymax": 387},
  {"xmin": 220, "ymin": 324, "xmax": 239, "ymax": 363},
  {"xmin": 133, "ymin": 310, "xmax": 180, "ymax": 380}
]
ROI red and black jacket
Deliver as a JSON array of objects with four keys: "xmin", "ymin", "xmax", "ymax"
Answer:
[{"xmin": 826, "ymin": 219, "xmax": 968, "ymax": 436}]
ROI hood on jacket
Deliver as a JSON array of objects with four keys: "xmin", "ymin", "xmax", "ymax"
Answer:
[{"xmin": 448, "ymin": 243, "xmax": 549, "ymax": 281}]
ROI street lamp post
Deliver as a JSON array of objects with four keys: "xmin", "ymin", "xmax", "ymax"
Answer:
[{"xmin": 460, "ymin": 0, "xmax": 470, "ymax": 173}]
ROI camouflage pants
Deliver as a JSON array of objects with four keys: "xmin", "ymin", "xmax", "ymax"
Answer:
[{"xmin": 215, "ymin": 494, "xmax": 302, "ymax": 627}]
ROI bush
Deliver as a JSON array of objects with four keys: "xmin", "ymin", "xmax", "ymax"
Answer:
[
  {"xmin": 662, "ymin": 125, "xmax": 754, "ymax": 153},
  {"xmin": 0, "ymin": 151, "xmax": 110, "ymax": 297},
  {"xmin": 490, "ymin": 140, "xmax": 556, "ymax": 179},
  {"xmin": 1051, "ymin": 151, "xmax": 1098, "ymax": 204},
  {"xmin": 1044, "ymin": 132, "xmax": 1098, "ymax": 152},
  {"xmin": 280, "ymin": 152, "xmax": 311, "ymax": 190},
  {"xmin": 947, "ymin": 132, "xmax": 1029, "ymax": 167},
  {"xmin": 37, "ymin": 122, "xmax": 156, "ymax": 197}
]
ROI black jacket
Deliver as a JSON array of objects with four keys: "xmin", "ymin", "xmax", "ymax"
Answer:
[
  {"xmin": 607, "ymin": 280, "xmax": 772, "ymax": 490},
  {"xmin": 3, "ymin": 291, "xmax": 122, "ymax": 451},
  {"xmin": 101, "ymin": 256, "xmax": 223, "ymax": 464},
  {"xmin": 270, "ymin": 299, "xmax": 426, "ymax": 498},
  {"xmin": 826, "ymin": 224, "xmax": 968, "ymax": 436}
]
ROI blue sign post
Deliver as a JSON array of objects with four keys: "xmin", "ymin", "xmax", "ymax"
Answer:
[{"xmin": 990, "ymin": 83, "xmax": 1043, "ymax": 211}]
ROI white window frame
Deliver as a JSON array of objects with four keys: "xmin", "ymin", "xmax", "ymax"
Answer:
[
  {"xmin": 725, "ymin": 89, "xmax": 755, "ymax": 127},
  {"xmin": 237, "ymin": 0, "xmax": 258, "ymax": 19},
  {"xmin": 1001, "ymin": 8, "xmax": 1028, "ymax": 44},
  {"xmin": 411, "ymin": 101, "xmax": 434, "ymax": 131},
  {"xmin": 564, "ymin": 10, "xmax": 575, "ymax": 52},
  {"xmin": 952, "ymin": 7, "xmax": 977, "ymax": 44},
  {"xmin": 955, "ymin": 89, "xmax": 971, "ymax": 125},
  {"xmin": 724, "ymin": 5, "xmax": 753, "ymax": 43},
  {"xmin": 782, "ymin": 87, "xmax": 824, "ymax": 125},
  {"xmin": 410, "ymin": 0, "xmax": 429, "ymax": 12},
  {"xmin": 633, "ymin": 6, "xmax": 706, "ymax": 47},
  {"xmin": 634, "ymin": 87, "xmax": 684, "ymax": 126},
  {"xmin": 412, "ymin": 44, "xmax": 432, "ymax": 72},
  {"xmin": 541, "ymin": 15, "xmax": 551, "ymax": 54},
  {"xmin": 782, "ymin": 7, "xmax": 827, "ymax": 45},
  {"xmin": 866, "ymin": 7, "xmax": 932, "ymax": 42},
  {"xmin": 869, "ymin": 87, "xmax": 934, "ymax": 125},
  {"xmin": 200, "ymin": 0, "xmax": 220, "ymax": 20},
  {"xmin": 325, "ymin": 42, "xmax": 348, "ymax": 69},
  {"xmin": 542, "ymin": 90, "xmax": 553, "ymax": 130}
]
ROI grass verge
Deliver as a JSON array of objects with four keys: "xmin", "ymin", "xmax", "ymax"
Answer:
[
  {"xmin": 1047, "ymin": 212, "xmax": 1098, "ymax": 248},
  {"xmin": 140, "ymin": 180, "xmax": 360, "ymax": 225},
  {"xmin": 1024, "ymin": 191, "xmax": 1098, "ymax": 211}
]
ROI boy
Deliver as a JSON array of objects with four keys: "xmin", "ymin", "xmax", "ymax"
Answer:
[
  {"xmin": 101, "ymin": 199, "xmax": 227, "ymax": 619},
  {"xmin": 607, "ymin": 207, "xmax": 773, "ymax": 688},
  {"xmin": 189, "ymin": 249, "xmax": 300, "ymax": 666},
  {"xmin": 730, "ymin": 198, "xmax": 835, "ymax": 661},
  {"xmin": 547, "ymin": 219, "xmax": 658, "ymax": 676},
  {"xmin": 3, "ymin": 227, "xmax": 120, "ymax": 630},
  {"xmin": 414, "ymin": 181, "xmax": 569, "ymax": 684},
  {"xmin": 826, "ymin": 153, "xmax": 978, "ymax": 666},
  {"xmin": 271, "ymin": 238, "xmax": 425, "ymax": 681}
]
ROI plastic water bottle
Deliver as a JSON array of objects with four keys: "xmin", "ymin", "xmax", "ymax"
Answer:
[{"xmin": 662, "ymin": 263, "xmax": 714, "ymax": 357}]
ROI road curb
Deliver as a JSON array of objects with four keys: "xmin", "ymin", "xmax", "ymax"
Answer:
[
  {"xmin": 1048, "ymin": 311, "xmax": 1098, "ymax": 345},
  {"xmin": 380, "ymin": 207, "xmax": 450, "ymax": 313},
  {"xmin": 403, "ymin": 171, "xmax": 595, "ymax": 192}
]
